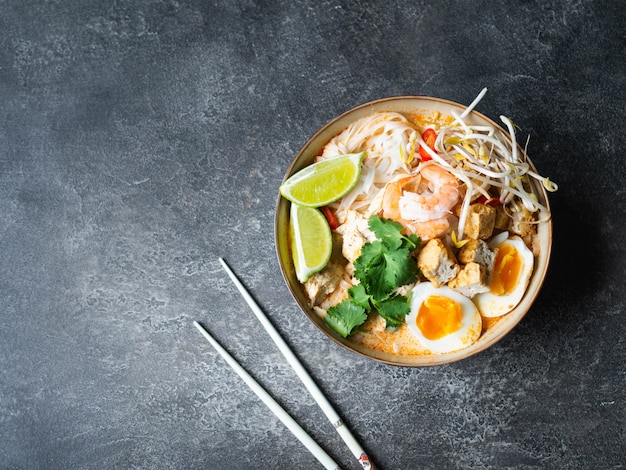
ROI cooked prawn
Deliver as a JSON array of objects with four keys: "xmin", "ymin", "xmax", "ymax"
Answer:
[{"xmin": 381, "ymin": 164, "xmax": 459, "ymax": 239}]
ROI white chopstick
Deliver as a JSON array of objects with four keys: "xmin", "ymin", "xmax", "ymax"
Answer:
[
  {"xmin": 218, "ymin": 258, "xmax": 375, "ymax": 470},
  {"xmin": 193, "ymin": 321, "xmax": 340, "ymax": 470}
]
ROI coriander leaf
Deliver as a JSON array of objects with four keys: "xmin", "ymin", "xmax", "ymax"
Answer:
[
  {"xmin": 358, "ymin": 251, "xmax": 395, "ymax": 300},
  {"xmin": 355, "ymin": 245, "xmax": 418, "ymax": 301},
  {"xmin": 368, "ymin": 215, "xmax": 405, "ymax": 250},
  {"xmin": 373, "ymin": 295, "xmax": 411, "ymax": 328},
  {"xmin": 328, "ymin": 214, "xmax": 422, "ymax": 338},
  {"xmin": 368, "ymin": 215, "xmax": 421, "ymax": 251},
  {"xmin": 383, "ymin": 246, "xmax": 419, "ymax": 289},
  {"xmin": 347, "ymin": 284, "xmax": 371, "ymax": 310},
  {"xmin": 325, "ymin": 299, "xmax": 368, "ymax": 338},
  {"xmin": 354, "ymin": 240, "xmax": 386, "ymax": 275},
  {"xmin": 405, "ymin": 233, "xmax": 421, "ymax": 249},
  {"xmin": 353, "ymin": 240, "xmax": 386, "ymax": 295}
]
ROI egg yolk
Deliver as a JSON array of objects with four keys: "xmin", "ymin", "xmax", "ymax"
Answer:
[
  {"xmin": 491, "ymin": 243, "xmax": 522, "ymax": 295},
  {"xmin": 416, "ymin": 295, "xmax": 462, "ymax": 340}
]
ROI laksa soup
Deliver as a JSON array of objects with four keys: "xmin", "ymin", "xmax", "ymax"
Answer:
[{"xmin": 276, "ymin": 92, "xmax": 556, "ymax": 366}]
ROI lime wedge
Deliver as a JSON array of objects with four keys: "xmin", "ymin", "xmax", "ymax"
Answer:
[
  {"xmin": 280, "ymin": 152, "xmax": 364, "ymax": 207},
  {"xmin": 290, "ymin": 204, "xmax": 332, "ymax": 283}
]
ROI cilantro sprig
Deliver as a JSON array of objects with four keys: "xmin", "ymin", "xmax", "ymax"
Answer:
[{"xmin": 325, "ymin": 215, "xmax": 421, "ymax": 337}]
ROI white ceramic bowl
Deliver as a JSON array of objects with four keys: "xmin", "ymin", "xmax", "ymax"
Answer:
[{"xmin": 275, "ymin": 96, "xmax": 553, "ymax": 366}]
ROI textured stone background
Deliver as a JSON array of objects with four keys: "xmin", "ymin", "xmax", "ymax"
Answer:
[{"xmin": 1, "ymin": 1, "xmax": 624, "ymax": 469}]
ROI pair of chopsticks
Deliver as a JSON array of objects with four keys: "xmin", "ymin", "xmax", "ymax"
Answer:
[{"xmin": 193, "ymin": 258, "xmax": 375, "ymax": 470}]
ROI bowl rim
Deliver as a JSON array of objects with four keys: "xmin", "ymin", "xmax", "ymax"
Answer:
[{"xmin": 274, "ymin": 95, "xmax": 553, "ymax": 367}]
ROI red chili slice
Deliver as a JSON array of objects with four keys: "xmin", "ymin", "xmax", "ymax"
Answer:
[
  {"xmin": 476, "ymin": 196, "xmax": 501, "ymax": 205},
  {"xmin": 320, "ymin": 206, "xmax": 338, "ymax": 230},
  {"xmin": 419, "ymin": 128, "xmax": 437, "ymax": 162}
]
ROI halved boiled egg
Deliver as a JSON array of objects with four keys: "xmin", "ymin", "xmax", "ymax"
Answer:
[
  {"xmin": 406, "ymin": 283, "xmax": 482, "ymax": 354},
  {"xmin": 474, "ymin": 236, "xmax": 534, "ymax": 318}
]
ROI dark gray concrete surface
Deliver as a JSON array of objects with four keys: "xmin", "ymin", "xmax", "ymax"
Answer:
[{"xmin": 1, "ymin": 1, "xmax": 624, "ymax": 469}]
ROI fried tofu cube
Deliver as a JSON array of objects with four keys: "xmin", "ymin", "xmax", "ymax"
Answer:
[
  {"xmin": 417, "ymin": 238, "xmax": 459, "ymax": 288},
  {"xmin": 464, "ymin": 203, "xmax": 496, "ymax": 240},
  {"xmin": 448, "ymin": 262, "xmax": 490, "ymax": 298},
  {"xmin": 457, "ymin": 239, "xmax": 495, "ymax": 271},
  {"xmin": 511, "ymin": 206, "xmax": 537, "ymax": 238},
  {"xmin": 494, "ymin": 205, "xmax": 510, "ymax": 231}
]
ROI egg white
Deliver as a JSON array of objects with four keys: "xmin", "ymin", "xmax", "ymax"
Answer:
[
  {"xmin": 406, "ymin": 283, "xmax": 482, "ymax": 354},
  {"xmin": 474, "ymin": 236, "xmax": 534, "ymax": 318}
]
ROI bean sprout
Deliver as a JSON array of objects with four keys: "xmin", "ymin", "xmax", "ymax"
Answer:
[{"xmin": 426, "ymin": 91, "xmax": 556, "ymax": 239}]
